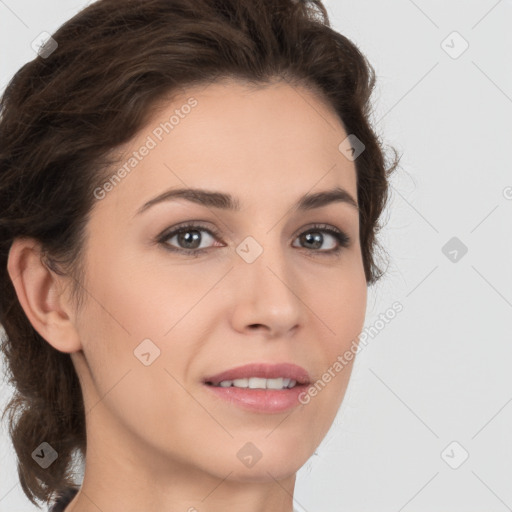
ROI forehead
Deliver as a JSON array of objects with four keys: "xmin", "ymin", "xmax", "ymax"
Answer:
[{"xmin": 95, "ymin": 79, "xmax": 357, "ymax": 215}]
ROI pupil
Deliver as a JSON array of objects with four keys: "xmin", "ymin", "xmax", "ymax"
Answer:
[
  {"xmin": 179, "ymin": 230, "xmax": 200, "ymax": 249},
  {"xmin": 303, "ymin": 232, "xmax": 322, "ymax": 249}
]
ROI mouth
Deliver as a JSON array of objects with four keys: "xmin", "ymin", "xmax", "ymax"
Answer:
[
  {"xmin": 202, "ymin": 362, "xmax": 311, "ymax": 388},
  {"xmin": 201, "ymin": 362, "xmax": 311, "ymax": 413},
  {"xmin": 204, "ymin": 377, "xmax": 305, "ymax": 390}
]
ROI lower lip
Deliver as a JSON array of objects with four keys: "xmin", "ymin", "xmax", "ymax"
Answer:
[{"xmin": 203, "ymin": 383, "xmax": 309, "ymax": 413}]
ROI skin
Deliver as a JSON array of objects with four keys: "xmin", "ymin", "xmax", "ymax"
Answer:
[{"xmin": 8, "ymin": 78, "xmax": 367, "ymax": 512}]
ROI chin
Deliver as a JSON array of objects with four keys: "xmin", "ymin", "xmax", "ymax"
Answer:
[
  {"xmin": 208, "ymin": 437, "xmax": 313, "ymax": 482},
  {"xmin": 219, "ymin": 460, "xmax": 303, "ymax": 483}
]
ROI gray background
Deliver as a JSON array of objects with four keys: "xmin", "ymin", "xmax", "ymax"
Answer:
[{"xmin": 1, "ymin": 1, "xmax": 511, "ymax": 511}]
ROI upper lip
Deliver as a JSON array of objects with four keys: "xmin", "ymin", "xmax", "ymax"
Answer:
[{"xmin": 203, "ymin": 362, "xmax": 311, "ymax": 386}]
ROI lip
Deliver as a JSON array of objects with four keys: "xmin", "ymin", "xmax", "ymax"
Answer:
[
  {"xmin": 203, "ymin": 362, "xmax": 311, "ymax": 386},
  {"xmin": 202, "ymin": 362, "xmax": 311, "ymax": 414}
]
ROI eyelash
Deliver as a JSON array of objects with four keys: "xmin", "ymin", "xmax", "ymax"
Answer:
[{"xmin": 156, "ymin": 222, "xmax": 351, "ymax": 258}]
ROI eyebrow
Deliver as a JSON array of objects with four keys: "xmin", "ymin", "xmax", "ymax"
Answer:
[{"xmin": 135, "ymin": 185, "xmax": 359, "ymax": 216}]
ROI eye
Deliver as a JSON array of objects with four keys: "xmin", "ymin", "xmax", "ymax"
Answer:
[
  {"xmin": 156, "ymin": 222, "xmax": 351, "ymax": 257},
  {"xmin": 157, "ymin": 222, "xmax": 222, "ymax": 257},
  {"xmin": 292, "ymin": 224, "xmax": 351, "ymax": 255}
]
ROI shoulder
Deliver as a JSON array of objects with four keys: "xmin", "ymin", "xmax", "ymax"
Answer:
[{"xmin": 48, "ymin": 486, "xmax": 80, "ymax": 512}]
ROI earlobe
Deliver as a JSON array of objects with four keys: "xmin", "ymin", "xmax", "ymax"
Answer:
[{"xmin": 6, "ymin": 237, "xmax": 83, "ymax": 354}]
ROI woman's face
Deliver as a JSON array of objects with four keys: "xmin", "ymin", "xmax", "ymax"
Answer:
[{"xmin": 70, "ymin": 79, "xmax": 367, "ymax": 485}]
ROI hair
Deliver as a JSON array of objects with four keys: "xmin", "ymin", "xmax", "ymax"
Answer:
[{"xmin": 0, "ymin": 0, "xmax": 400, "ymax": 508}]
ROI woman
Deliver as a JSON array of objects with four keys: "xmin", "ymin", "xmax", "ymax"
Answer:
[{"xmin": 0, "ymin": 0, "xmax": 399, "ymax": 511}]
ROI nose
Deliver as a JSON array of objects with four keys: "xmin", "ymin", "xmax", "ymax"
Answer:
[{"xmin": 229, "ymin": 241, "xmax": 303, "ymax": 338}]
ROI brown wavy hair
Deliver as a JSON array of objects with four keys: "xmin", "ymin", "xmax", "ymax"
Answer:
[{"xmin": 0, "ymin": 0, "xmax": 399, "ymax": 508}]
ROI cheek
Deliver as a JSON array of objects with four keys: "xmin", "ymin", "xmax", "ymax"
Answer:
[
  {"xmin": 306, "ymin": 262, "xmax": 366, "ymax": 406},
  {"xmin": 82, "ymin": 252, "xmax": 208, "ymax": 342},
  {"xmin": 313, "ymin": 259, "xmax": 367, "ymax": 344},
  {"xmin": 73, "ymin": 262, "xmax": 205, "ymax": 444},
  {"xmin": 76, "ymin": 254, "xmax": 216, "ymax": 398}
]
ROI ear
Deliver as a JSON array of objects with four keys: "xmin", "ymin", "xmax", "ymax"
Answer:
[{"xmin": 7, "ymin": 237, "xmax": 83, "ymax": 354}]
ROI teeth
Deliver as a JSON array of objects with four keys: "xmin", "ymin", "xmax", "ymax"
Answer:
[
  {"xmin": 267, "ymin": 377, "xmax": 285, "ymax": 389},
  {"xmin": 248, "ymin": 377, "xmax": 267, "ymax": 389},
  {"xmin": 215, "ymin": 377, "xmax": 297, "ymax": 389}
]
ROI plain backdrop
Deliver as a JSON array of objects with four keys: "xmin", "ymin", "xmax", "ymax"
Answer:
[{"xmin": 1, "ymin": 1, "xmax": 511, "ymax": 511}]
